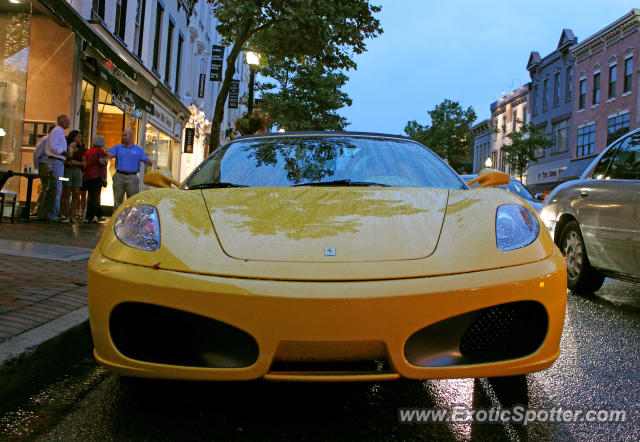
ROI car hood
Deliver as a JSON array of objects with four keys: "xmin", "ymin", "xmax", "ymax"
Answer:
[
  {"xmin": 201, "ymin": 187, "xmax": 448, "ymax": 262},
  {"xmin": 99, "ymin": 188, "xmax": 555, "ymax": 281}
]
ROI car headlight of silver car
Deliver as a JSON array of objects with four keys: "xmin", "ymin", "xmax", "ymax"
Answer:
[
  {"xmin": 114, "ymin": 205, "xmax": 160, "ymax": 251},
  {"xmin": 496, "ymin": 204, "xmax": 540, "ymax": 251}
]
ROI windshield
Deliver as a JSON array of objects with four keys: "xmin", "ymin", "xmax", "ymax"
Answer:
[{"xmin": 184, "ymin": 136, "xmax": 466, "ymax": 189}]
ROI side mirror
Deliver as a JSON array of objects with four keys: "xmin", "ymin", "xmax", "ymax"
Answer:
[
  {"xmin": 535, "ymin": 193, "xmax": 546, "ymax": 202},
  {"xmin": 143, "ymin": 171, "xmax": 180, "ymax": 188},
  {"xmin": 466, "ymin": 168, "xmax": 510, "ymax": 188}
]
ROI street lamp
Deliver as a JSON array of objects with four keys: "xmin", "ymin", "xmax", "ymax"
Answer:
[
  {"xmin": 485, "ymin": 157, "xmax": 492, "ymax": 168},
  {"xmin": 245, "ymin": 51, "xmax": 260, "ymax": 114}
]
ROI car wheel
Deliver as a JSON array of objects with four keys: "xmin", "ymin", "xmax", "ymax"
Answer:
[{"xmin": 560, "ymin": 220, "xmax": 605, "ymax": 294}]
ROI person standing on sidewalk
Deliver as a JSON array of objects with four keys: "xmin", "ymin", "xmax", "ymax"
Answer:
[
  {"xmin": 106, "ymin": 130, "xmax": 152, "ymax": 209},
  {"xmin": 83, "ymin": 136, "xmax": 108, "ymax": 223},
  {"xmin": 31, "ymin": 127, "xmax": 53, "ymax": 216},
  {"xmin": 37, "ymin": 115, "xmax": 70, "ymax": 221},
  {"xmin": 60, "ymin": 130, "xmax": 86, "ymax": 223}
]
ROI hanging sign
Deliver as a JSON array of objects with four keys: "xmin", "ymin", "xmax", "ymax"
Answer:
[
  {"xmin": 210, "ymin": 45, "xmax": 224, "ymax": 81},
  {"xmin": 183, "ymin": 128, "xmax": 195, "ymax": 153},
  {"xmin": 198, "ymin": 73, "xmax": 206, "ymax": 98},
  {"xmin": 228, "ymin": 79, "xmax": 240, "ymax": 109}
]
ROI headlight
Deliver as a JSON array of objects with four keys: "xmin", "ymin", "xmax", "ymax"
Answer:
[
  {"xmin": 496, "ymin": 205, "xmax": 539, "ymax": 251},
  {"xmin": 114, "ymin": 205, "xmax": 160, "ymax": 251}
]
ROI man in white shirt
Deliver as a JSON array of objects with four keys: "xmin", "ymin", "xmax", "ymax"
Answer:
[{"xmin": 37, "ymin": 115, "xmax": 70, "ymax": 221}]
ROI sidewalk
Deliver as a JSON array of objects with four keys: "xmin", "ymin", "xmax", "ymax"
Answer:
[
  {"xmin": 0, "ymin": 221, "xmax": 106, "ymax": 343},
  {"xmin": 0, "ymin": 221, "xmax": 107, "ymax": 402}
]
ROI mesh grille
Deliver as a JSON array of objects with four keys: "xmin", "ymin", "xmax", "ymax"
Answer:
[{"xmin": 459, "ymin": 301, "xmax": 548, "ymax": 363}]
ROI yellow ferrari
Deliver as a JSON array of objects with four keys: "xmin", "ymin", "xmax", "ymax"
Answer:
[{"xmin": 88, "ymin": 132, "xmax": 567, "ymax": 382}]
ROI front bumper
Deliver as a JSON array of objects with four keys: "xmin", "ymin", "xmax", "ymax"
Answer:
[{"xmin": 88, "ymin": 247, "xmax": 567, "ymax": 381}]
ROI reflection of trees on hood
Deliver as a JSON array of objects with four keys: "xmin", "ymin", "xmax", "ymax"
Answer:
[{"xmin": 243, "ymin": 138, "xmax": 355, "ymax": 184}]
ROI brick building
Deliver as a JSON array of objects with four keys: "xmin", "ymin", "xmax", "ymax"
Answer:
[
  {"xmin": 566, "ymin": 9, "xmax": 640, "ymax": 179},
  {"xmin": 489, "ymin": 84, "xmax": 530, "ymax": 176},
  {"xmin": 525, "ymin": 29, "xmax": 578, "ymax": 193}
]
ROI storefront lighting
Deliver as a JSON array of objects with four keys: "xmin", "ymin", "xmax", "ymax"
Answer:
[
  {"xmin": 9, "ymin": 0, "xmax": 21, "ymax": 3},
  {"xmin": 485, "ymin": 157, "xmax": 492, "ymax": 168},
  {"xmin": 278, "ymin": 128, "xmax": 285, "ymax": 133},
  {"xmin": 0, "ymin": 128, "xmax": 5, "ymax": 137}
]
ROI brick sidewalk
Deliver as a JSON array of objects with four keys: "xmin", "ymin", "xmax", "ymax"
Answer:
[{"xmin": 0, "ymin": 221, "xmax": 107, "ymax": 343}]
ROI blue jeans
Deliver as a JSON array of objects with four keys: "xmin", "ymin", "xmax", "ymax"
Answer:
[{"xmin": 39, "ymin": 157, "xmax": 63, "ymax": 220}]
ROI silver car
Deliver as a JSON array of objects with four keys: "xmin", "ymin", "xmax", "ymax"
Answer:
[{"xmin": 541, "ymin": 129, "xmax": 640, "ymax": 293}]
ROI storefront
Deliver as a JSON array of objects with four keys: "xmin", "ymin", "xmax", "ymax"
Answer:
[
  {"xmin": 0, "ymin": 0, "xmax": 146, "ymax": 211},
  {"xmin": 0, "ymin": 0, "xmax": 76, "ymax": 203},
  {"xmin": 0, "ymin": 0, "xmax": 188, "ymax": 214},
  {"xmin": 145, "ymin": 98, "xmax": 181, "ymax": 181},
  {"xmin": 78, "ymin": 68, "xmax": 152, "ymax": 206}
]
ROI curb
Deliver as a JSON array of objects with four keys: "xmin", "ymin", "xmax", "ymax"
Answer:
[{"xmin": 0, "ymin": 307, "xmax": 92, "ymax": 404}]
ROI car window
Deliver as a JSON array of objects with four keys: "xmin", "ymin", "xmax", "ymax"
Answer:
[
  {"xmin": 499, "ymin": 180, "xmax": 534, "ymax": 200},
  {"xmin": 592, "ymin": 140, "xmax": 621, "ymax": 179},
  {"xmin": 184, "ymin": 136, "xmax": 467, "ymax": 189},
  {"xmin": 606, "ymin": 133, "xmax": 640, "ymax": 180}
]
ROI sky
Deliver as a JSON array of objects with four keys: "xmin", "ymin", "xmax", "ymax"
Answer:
[{"xmin": 339, "ymin": 0, "xmax": 638, "ymax": 135}]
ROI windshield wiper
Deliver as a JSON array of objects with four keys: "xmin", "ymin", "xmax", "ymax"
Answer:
[
  {"xmin": 187, "ymin": 182, "xmax": 248, "ymax": 189},
  {"xmin": 292, "ymin": 179, "xmax": 390, "ymax": 187}
]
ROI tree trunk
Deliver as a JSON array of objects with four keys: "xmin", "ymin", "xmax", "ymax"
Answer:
[{"xmin": 208, "ymin": 23, "xmax": 254, "ymax": 154}]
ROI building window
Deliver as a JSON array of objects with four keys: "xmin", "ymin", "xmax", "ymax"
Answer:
[
  {"xmin": 522, "ymin": 106, "xmax": 527, "ymax": 125},
  {"xmin": 553, "ymin": 72, "xmax": 560, "ymax": 107},
  {"xmin": 512, "ymin": 110, "xmax": 517, "ymax": 132},
  {"xmin": 114, "ymin": 0, "xmax": 128, "ymax": 41},
  {"xmin": 152, "ymin": 2, "xmax": 164, "ymax": 72},
  {"xmin": 552, "ymin": 119, "xmax": 569, "ymax": 153},
  {"xmin": 532, "ymin": 85, "xmax": 539, "ymax": 116},
  {"xmin": 175, "ymin": 35, "xmax": 184, "ymax": 93},
  {"xmin": 579, "ymin": 79, "xmax": 586, "ymax": 109},
  {"xmin": 576, "ymin": 124, "xmax": 596, "ymax": 157},
  {"xmin": 134, "ymin": 0, "xmax": 146, "ymax": 58},
  {"xmin": 92, "ymin": 0, "xmax": 105, "ymax": 20},
  {"xmin": 565, "ymin": 66, "xmax": 573, "ymax": 102},
  {"xmin": 592, "ymin": 72, "xmax": 600, "ymax": 105},
  {"xmin": 79, "ymin": 80, "xmax": 95, "ymax": 144},
  {"xmin": 624, "ymin": 57, "xmax": 633, "ymax": 93},
  {"xmin": 542, "ymin": 78, "xmax": 549, "ymax": 112},
  {"xmin": 608, "ymin": 65, "xmax": 617, "ymax": 99},
  {"xmin": 164, "ymin": 19, "xmax": 174, "ymax": 84},
  {"xmin": 607, "ymin": 113, "xmax": 630, "ymax": 145}
]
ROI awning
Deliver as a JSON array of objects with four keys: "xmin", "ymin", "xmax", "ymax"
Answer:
[
  {"xmin": 38, "ymin": 0, "xmax": 137, "ymax": 81},
  {"xmin": 561, "ymin": 156, "xmax": 597, "ymax": 181},
  {"xmin": 99, "ymin": 69, "xmax": 154, "ymax": 115}
]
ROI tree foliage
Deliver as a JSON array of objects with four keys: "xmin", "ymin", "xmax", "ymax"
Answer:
[
  {"xmin": 404, "ymin": 99, "xmax": 476, "ymax": 172},
  {"xmin": 501, "ymin": 121, "xmax": 553, "ymax": 181},
  {"xmin": 208, "ymin": 0, "xmax": 383, "ymax": 150},
  {"xmin": 257, "ymin": 56, "xmax": 352, "ymax": 131}
]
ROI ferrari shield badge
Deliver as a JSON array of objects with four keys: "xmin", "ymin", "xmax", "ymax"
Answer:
[{"xmin": 324, "ymin": 247, "xmax": 336, "ymax": 256}]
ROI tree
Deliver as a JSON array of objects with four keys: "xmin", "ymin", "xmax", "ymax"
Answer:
[
  {"xmin": 404, "ymin": 99, "xmax": 476, "ymax": 171},
  {"xmin": 257, "ymin": 56, "xmax": 352, "ymax": 131},
  {"xmin": 208, "ymin": 0, "xmax": 383, "ymax": 151},
  {"xmin": 501, "ymin": 121, "xmax": 553, "ymax": 182}
]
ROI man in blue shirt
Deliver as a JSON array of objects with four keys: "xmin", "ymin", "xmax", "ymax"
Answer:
[{"xmin": 106, "ymin": 130, "xmax": 153, "ymax": 208}]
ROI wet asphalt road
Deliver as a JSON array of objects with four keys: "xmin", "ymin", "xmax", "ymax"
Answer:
[{"xmin": 1, "ymin": 280, "xmax": 639, "ymax": 441}]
